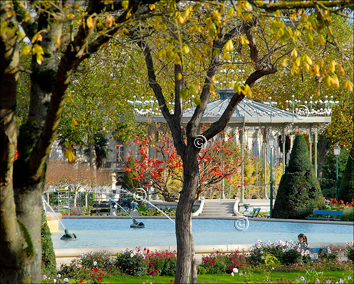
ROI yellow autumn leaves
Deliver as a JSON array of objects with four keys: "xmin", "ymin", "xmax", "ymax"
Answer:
[{"xmin": 282, "ymin": 49, "xmax": 352, "ymax": 91}]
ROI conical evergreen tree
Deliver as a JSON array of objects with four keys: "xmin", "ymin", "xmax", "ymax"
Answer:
[
  {"xmin": 41, "ymin": 210, "xmax": 56, "ymax": 277},
  {"xmin": 273, "ymin": 134, "xmax": 325, "ymax": 219},
  {"xmin": 338, "ymin": 140, "xmax": 354, "ymax": 203}
]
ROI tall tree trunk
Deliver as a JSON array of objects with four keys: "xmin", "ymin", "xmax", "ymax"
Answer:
[
  {"xmin": 175, "ymin": 149, "xmax": 199, "ymax": 283},
  {"xmin": 14, "ymin": 184, "xmax": 43, "ymax": 283},
  {"xmin": 317, "ymin": 134, "xmax": 330, "ymax": 182}
]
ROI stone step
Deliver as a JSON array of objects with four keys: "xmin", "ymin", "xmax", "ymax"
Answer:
[
  {"xmin": 199, "ymin": 213, "xmax": 234, "ymax": 217},
  {"xmin": 202, "ymin": 209, "xmax": 234, "ymax": 214}
]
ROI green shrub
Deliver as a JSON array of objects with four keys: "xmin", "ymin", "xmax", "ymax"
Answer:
[
  {"xmin": 341, "ymin": 208, "xmax": 354, "ymax": 221},
  {"xmin": 115, "ymin": 248, "xmax": 146, "ymax": 276},
  {"xmin": 273, "ymin": 134, "xmax": 325, "ymax": 219},
  {"xmin": 248, "ymin": 240, "xmax": 311, "ymax": 266},
  {"xmin": 338, "ymin": 140, "xmax": 354, "ymax": 203},
  {"xmin": 41, "ymin": 209, "xmax": 57, "ymax": 277},
  {"xmin": 318, "ymin": 247, "xmax": 338, "ymax": 261},
  {"xmin": 345, "ymin": 242, "xmax": 354, "ymax": 262},
  {"xmin": 199, "ymin": 251, "xmax": 247, "ymax": 274},
  {"xmin": 80, "ymin": 250, "xmax": 113, "ymax": 269},
  {"xmin": 145, "ymin": 249, "xmax": 177, "ymax": 276}
]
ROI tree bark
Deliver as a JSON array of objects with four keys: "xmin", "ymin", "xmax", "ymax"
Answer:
[
  {"xmin": 175, "ymin": 147, "xmax": 199, "ymax": 284},
  {"xmin": 317, "ymin": 134, "xmax": 330, "ymax": 182}
]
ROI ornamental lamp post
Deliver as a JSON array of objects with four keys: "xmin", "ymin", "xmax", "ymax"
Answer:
[
  {"xmin": 268, "ymin": 134, "xmax": 275, "ymax": 218},
  {"xmin": 333, "ymin": 143, "xmax": 341, "ymax": 200}
]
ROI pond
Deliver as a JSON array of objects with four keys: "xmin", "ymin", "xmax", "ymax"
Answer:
[{"xmin": 52, "ymin": 218, "xmax": 353, "ymax": 249}]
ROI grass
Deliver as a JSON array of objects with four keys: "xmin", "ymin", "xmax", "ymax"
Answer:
[{"xmin": 72, "ymin": 270, "xmax": 353, "ymax": 283}]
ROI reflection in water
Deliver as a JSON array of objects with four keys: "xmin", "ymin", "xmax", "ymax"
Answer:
[{"xmin": 52, "ymin": 219, "xmax": 353, "ymax": 250}]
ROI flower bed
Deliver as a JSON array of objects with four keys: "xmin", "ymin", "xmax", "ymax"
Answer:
[{"xmin": 45, "ymin": 240, "xmax": 354, "ymax": 283}]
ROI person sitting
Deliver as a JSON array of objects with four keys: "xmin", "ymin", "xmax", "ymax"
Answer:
[{"xmin": 297, "ymin": 233, "xmax": 309, "ymax": 249}]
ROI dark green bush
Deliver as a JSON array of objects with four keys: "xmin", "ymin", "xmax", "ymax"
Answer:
[
  {"xmin": 41, "ymin": 210, "xmax": 57, "ymax": 277},
  {"xmin": 80, "ymin": 250, "xmax": 113, "ymax": 269},
  {"xmin": 146, "ymin": 250, "xmax": 177, "ymax": 276},
  {"xmin": 345, "ymin": 242, "xmax": 354, "ymax": 262},
  {"xmin": 273, "ymin": 134, "xmax": 325, "ymax": 219},
  {"xmin": 248, "ymin": 240, "xmax": 311, "ymax": 266},
  {"xmin": 338, "ymin": 140, "xmax": 354, "ymax": 203},
  {"xmin": 115, "ymin": 248, "xmax": 146, "ymax": 276},
  {"xmin": 199, "ymin": 251, "xmax": 247, "ymax": 274}
]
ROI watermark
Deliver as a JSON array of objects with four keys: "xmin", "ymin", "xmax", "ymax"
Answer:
[
  {"xmin": 234, "ymin": 216, "xmax": 249, "ymax": 231},
  {"xmin": 194, "ymin": 135, "xmax": 207, "ymax": 149}
]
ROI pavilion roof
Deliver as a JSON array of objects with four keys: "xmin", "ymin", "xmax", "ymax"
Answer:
[{"xmin": 134, "ymin": 89, "xmax": 331, "ymax": 128}]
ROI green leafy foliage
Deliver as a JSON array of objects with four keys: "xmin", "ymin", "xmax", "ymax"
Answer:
[
  {"xmin": 320, "ymin": 148, "xmax": 349, "ymax": 198},
  {"xmin": 199, "ymin": 251, "xmax": 248, "ymax": 274},
  {"xmin": 273, "ymin": 135, "xmax": 325, "ymax": 219},
  {"xmin": 145, "ymin": 249, "xmax": 177, "ymax": 276},
  {"xmin": 41, "ymin": 210, "xmax": 56, "ymax": 277},
  {"xmin": 338, "ymin": 140, "xmax": 354, "ymax": 203},
  {"xmin": 115, "ymin": 248, "xmax": 146, "ymax": 276},
  {"xmin": 122, "ymin": 158, "xmax": 141, "ymax": 191},
  {"xmin": 345, "ymin": 242, "xmax": 354, "ymax": 262},
  {"xmin": 248, "ymin": 240, "xmax": 311, "ymax": 266},
  {"xmin": 83, "ymin": 133, "xmax": 110, "ymax": 168}
]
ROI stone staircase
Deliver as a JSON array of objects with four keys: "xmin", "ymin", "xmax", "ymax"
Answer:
[{"xmin": 198, "ymin": 199, "xmax": 235, "ymax": 217}]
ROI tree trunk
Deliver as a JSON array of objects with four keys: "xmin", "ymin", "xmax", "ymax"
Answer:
[
  {"xmin": 317, "ymin": 135, "xmax": 330, "ymax": 182},
  {"xmin": 14, "ymin": 185, "xmax": 43, "ymax": 283},
  {"xmin": 175, "ymin": 149, "xmax": 199, "ymax": 283}
]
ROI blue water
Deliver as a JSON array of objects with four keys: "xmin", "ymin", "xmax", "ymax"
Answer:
[{"xmin": 52, "ymin": 219, "xmax": 353, "ymax": 249}]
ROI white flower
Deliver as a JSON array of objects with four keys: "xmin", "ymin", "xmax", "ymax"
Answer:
[
  {"xmin": 339, "ymin": 279, "xmax": 344, "ymax": 283},
  {"xmin": 130, "ymin": 253, "xmax": 134, "ymax": 257},
  {"xmin": 239, "ymin": 272, "xmax": 243, "ymax": 276},
  {"xmin": 63, "ymin": 278, "xmax": 69, "ymax": 283},
  {"xmin": 233, "ymin": 268, "xmax": 238, "ymax": 273},
  {"xmin": 300, "ymin": 276, "xmax": 305, "ymax": 281},
  {"xmin": 231, "ymin": 272, "xmax": 234, "ymax": 276},
  {"xmin": 57, "ymin": 274, "xmax": 61, "ymax": 278},
  {"xmin": 316, "ymin": 278, "xmax": 321, "ymax": 283},
  {"xmin": 326, "ymin": 280, "xmax": 331, "ymax": 284},
  {"xmin": 43, "ymin": 275, "xmax": 47, "ymax": 280},
  {"xmin": 348, "ymin": 276, "xmax": 352, "ymax": 280},
  {"xmin": 53, "ymin": 279, "xmax": 57, "ymax": 283},
  {"xmin": 93, "ymin": 261, "xmax": 97, "ymax": 266}
]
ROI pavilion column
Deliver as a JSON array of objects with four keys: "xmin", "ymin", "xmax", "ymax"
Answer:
[
  {"xmin": 220, "ymin": 133, "xmax": 225, "ymax": 199},
  {"xmin": 240, "ymin": 126, "xmax": 245, "ymax": 203},
  {"xmin": 262, "ymin": 127, "xmax": 268, "ymax": 199},
  {"xmin": 314, "ymin": 127, "xmax": 318, "ymax": 178},
  {"xmin": 308, "ymin": 128, "xmax": 313, "ymax": 164},
  {"xmin": 282, "ymin": 127, "xmax": 286, "ymax": 174}
]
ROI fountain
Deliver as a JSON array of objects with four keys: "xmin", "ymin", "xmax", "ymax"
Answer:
[
  {"xmin": 42, "ymin": 196, "xmax": 66, "ymax": 232},
  {"xmin": 42, "ymin": 196, "xmax": 77, "ymax": 240},
  {"xmin": 119, "ymin": 187, "xmax": 175, "ymax": 224}
]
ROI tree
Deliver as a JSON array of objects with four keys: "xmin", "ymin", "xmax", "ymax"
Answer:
[
  {"xmin": 126, "ymin": 2, "xmax": 352, "ymax": 282},
  {"xmin": 0, "ymin": 1, "xmax": 159, "ymax": 282},
  {"xmin": 41, "ymin": 210, "xmax": 56, "ymax": 277},
  {"xmin": 273, "ymin": 134, "xmax": 325, "ymax": 218},
  {"xmin": 320, "ymin": 147, "xmax": 349, "ymax": 198},
  {"xmin": 338, "ymin": 139, "xmax": 354, "ymax": 203},
  {"xmin": 131, "ymin": 130, "xmax": 240, "ymax": 201}
]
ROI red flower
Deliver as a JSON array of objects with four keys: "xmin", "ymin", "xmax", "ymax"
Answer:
[
  {"xmin": 124, "ymin": 167, "xmax": 132, "ymax": 172},
  {"xmin": 93, "ymin": 267, "xmax": 98, "ymax": 272},
  {"xmin": 14, "ymin": 150, "xmax": 19, "ymax": 161},
  {"xmin": 80, "ymin": 280, "xmax": 83, "ymax": 283}
]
